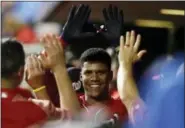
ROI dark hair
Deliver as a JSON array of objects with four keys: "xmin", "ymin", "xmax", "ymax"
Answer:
[
  {"xmin": 80, "ymin": 48, "xmax": 111, "ymax": 70},
  {"xmin": 2, "ymin": 38, "xmax": 25, "ymax": 78}
]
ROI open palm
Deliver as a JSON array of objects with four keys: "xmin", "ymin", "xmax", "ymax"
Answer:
[{"xmin": 118, "ymin": 30, "xmax": 147, "ymax": 66}]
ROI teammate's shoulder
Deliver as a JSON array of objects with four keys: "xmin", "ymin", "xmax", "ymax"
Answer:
[{"xmin": 2, "ymin": 100, "xmax": 47, "ymax": 127}]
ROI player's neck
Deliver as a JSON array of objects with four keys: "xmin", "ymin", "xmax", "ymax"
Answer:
[
  {"xmin": 85, "ymin": 93, "xmax": 110, "ymax": 105},
  {"xmin": 2, "ymin": 79, "xmax": 16, "ymax": 89}
]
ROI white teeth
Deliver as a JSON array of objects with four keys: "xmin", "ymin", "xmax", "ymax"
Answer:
[{"xmin": 91, "ymin": 85, "xmax": 99, "ymax": 88}]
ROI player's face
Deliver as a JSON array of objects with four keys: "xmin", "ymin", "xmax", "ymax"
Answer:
[{"xmin": 81, "ymin": 62, "xmax": 112, "ymax": 98}]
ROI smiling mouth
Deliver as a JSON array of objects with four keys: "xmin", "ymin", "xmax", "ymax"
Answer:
[{"xmin": 90, "ymin": 85, "xmax": 101, "ymax": 88}]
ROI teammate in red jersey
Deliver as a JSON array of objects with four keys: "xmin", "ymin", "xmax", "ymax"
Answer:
[
  {"xmin": 1, "ymin": 39, "xmax": 48, "ymax": 127},
  {"xmin": 1, "ymin": 37, "xmax": 80, "ymax": 127},
  {"xmin": 78, "ymin": 48, "xmax": 128, "ymax": 121},
  {"xmin": 78, "ymin": 30, "xmax": 147, "ymax": 126}
]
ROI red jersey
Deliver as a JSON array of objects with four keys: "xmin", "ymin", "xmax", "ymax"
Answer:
[
  {"xmin": 110, "ymin": 89, "xmax": 120, "ymax": 100},
  {"xmin": 78, "ymin": 95, "xmax": 128, "ymax": 121},
  {"xmin": 1, "ymin": 87, "xmax": 47, "ymax": 128},
  {"xmin": 1, "ymin": 87, "xmax": 33, "ymax": 100}
]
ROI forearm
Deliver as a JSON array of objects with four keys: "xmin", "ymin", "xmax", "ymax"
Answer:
[
  {"xmin": 34, "ymin": 88, "xmax": 51, "ymax": 101},
  {"xmin": 53, "ymin": 65, "xmax": 81, "ymax": 114},
  {"xmin": 117, "ymin": 67, "xmax": 147, "ymax": 125},
  {"xmin": 117, "ymin": 63, "xmax": 140, "ymax": 110}
]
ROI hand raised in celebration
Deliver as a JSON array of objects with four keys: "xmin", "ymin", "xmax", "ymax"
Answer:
[
  {"xmin": 118, "ymin": 30, "xmax": 147, "ymax": 67},
  {"xmin": 39, "ymin": 34, "xmax": 65, "ymax": 72},
  {"xmin": 61, "ymin": 4, "xmax": 94, "ymax": 42},
  {"xmin": 102, "ymin": 5, "xmax": 124, "ymax": 39},
  {"xmin": 25, "ymin": 54, "xmax": 45, "ymax": 89}
]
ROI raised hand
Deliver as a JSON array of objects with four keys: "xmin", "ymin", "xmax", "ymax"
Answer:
[
  {"xmin": 25, "ymin": 55, "xmax": 45, "ymax": 89},
  {"xmin": 118, "ymin": 30, "xmax": 147, "ymax": 67},
  {"xmin": 39, "ymin": 34, "xmax": 65, "ymax": 72},
  {"xmin": 102, "ymin": 5, "xmax": 124, "ymax": 40},
  {"xmin": 117, "ymin": 31, "xmax": 146, "ymax": 119},
  {"xmin": 61, "ymin": 4, "xmax": 94, "ymax": 42},
  {"xmin": 39, "ymin": 34, "xmax": 81, "ymax": 114}
]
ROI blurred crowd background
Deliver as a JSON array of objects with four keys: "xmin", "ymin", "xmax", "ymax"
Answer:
[{"xmin": 1, "ymin": 1, "xmax": 184, "ymax": 128}]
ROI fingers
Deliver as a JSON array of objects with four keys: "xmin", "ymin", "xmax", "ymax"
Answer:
[
  {"xmin": 125, "ymin": 30, "xmax": 140, "ymax": 49},
  {"xmin": 63, "ymin": 5, "xmax": 77, "ymax": 29},
  {"xmin": 37, "ymin": 58, "xmax": 44, "ymax": 74},
  {"xmin": 25, "ymin": 54, "xmax": 45, "ymax": 81},
  {"xmin": 80, "ymin": 5, "xmax": 89, "ymax": 19},
  {"xmin": 25, "ymin": 55, "xmax": 34, "ymax": 72},
  {"xmin": 31, "ymin": 55, "xmax": 41, "ymax": 70},
  {"xmin": 25, "ymin": 56, "xmax": 32, "ymax": 79},
  {"xmin": 67, "ymin": 5, "xmax": 77, "ymax": 22},
  {"xmin": 120, "ymin": 35, "xmax": 124, "ymax": 50},
  {"xmin": 134, "ymin": 34, "xmax": 142, "ymax": 53},
  {"xmin": 76, "ymin": 4, "xmax": 85, "ymax": 18},
  {"xmin": 46, "ymin": 34, "xmax": 57, "ymax": 50},
  {"xmin": 41, "ymin": 35, "xmax": 52, "ymax": 55},
  {"xmin": 38, "ymin": 53, "xmax": 47, "ymax": 66},
  {"xmin": 41, "ymin": 34, "xmax": 63, "ymax": 55},
  {"xmin": 125, "ymin": 32, "xmax": 130, "ymax": 46},
  {"xmin": 103, "ymin": 8, "xmax": 109, "ymax": 21},
  {"xmin": 67, "ymin": 4, "xmax": 91, "ymax": 26},
  {"xmin": 73, "ymin": 4, "xmax": 91, "ymax": 25},
  {"xmin": 52, "ymin": 34, "xmax": 62, "ymax": 51},
  {"xmin": 103, "ymin": 5, "xmax": 115, "ymax": 21},
  {"xmin": 108, "ymin": 4, "xmax": 114, "ymax": 19},
  {"xmin": 103, "ymin": 5, "xmax": 124, "ymax": 22},
  {"xmin": 130, "ymin": 30, "xmax": 135, "ymax": 47},
  {"xmin": 113, "ymin": 6, "xmax": 118, "ymax": 20},
  {"xmin": 29, "ymin": 55, "xmax": 44, "ymax": 72},
  {"xmin": 84, "ymin": 7, "xmax": 91, "ymax": 22},
  {"xmin": 119, "ymin": 10, "xmax": 124, "ymax": 24},
  {"xmin": 136, "ymin": 50, "xmax": 147, "ymax": 60}
]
